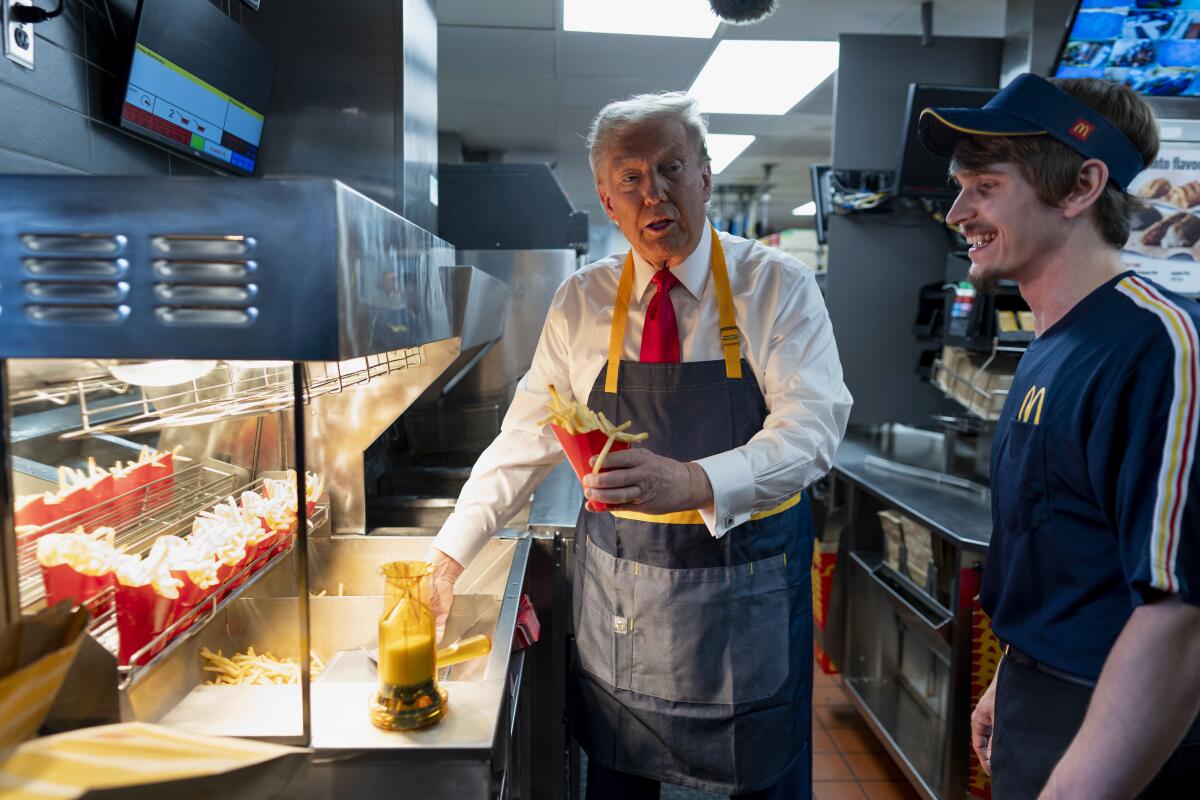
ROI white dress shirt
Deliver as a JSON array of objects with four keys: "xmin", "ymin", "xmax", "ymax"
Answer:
[{"xmin": 432, "ymin": 227, "xmax": 853, "ymax": 567}]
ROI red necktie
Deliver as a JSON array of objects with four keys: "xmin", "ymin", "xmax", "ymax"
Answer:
[{"xmin": 640, "ymin": 269, "xmax": 680, "ymax": 363}]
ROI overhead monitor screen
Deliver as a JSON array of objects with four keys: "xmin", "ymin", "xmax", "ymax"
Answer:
[
  {"xmin": 1054, "ymin": 1, "xmax": 1200, "ymax": 97},
  {"xmin": 120, "ymin": 0, "xmax": 275, "ymax": 175}
]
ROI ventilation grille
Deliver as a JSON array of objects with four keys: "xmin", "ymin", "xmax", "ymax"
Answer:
[
  {"xmin": 151, "ymin": 235, "xmax": 259, "ymax": 327},
  {"xmin": 18, "ymin": 234, "xmax": 130, "ymax": 326}
]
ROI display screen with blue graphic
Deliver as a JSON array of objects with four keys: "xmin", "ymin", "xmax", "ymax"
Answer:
[
  {"xmin": 1055, "ymin": 1, "xmax": 1200, "ymax": 97},
  {"xmin": 119, "ymin": 0, "xmax": 275, "ymax": 175}
]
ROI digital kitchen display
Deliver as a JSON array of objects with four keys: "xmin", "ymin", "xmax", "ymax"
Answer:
[
  {"xmin": 119, "ymin": 0, "xmax": 275, "ymax": 176},
  {"xmin": 1055, "ymin": 1, "xmax": 1200, "ymax": 97}
]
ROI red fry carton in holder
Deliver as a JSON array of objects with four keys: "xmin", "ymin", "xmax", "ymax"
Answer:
[
  {"xmin": 551, "ymin": 425, "xmax": 630, "ymax": 513},
  {"xmin": 14, "ymin": 495, "xmax": 48, "ymax": 528},
  {"xmin": 41, "ymin": 564, "xmax": 114, "ymax": 616},
  {"xmin": 116, "ymin": 582, "xmax": 179, "ymax": 666}
]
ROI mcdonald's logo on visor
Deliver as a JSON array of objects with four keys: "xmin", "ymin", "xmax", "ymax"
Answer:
[
  {"xmin": 1069, "ymin": 118, "xmax": 1095, "ymax": 141},
  {"xmin": 1018, "ymin": 385, "xmax": 1047, "ymax": 425}
]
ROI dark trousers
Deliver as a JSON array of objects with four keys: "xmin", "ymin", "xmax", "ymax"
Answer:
[
  {"xmin": 586, "ymin": 744, "xmax": 811, "ymax": 800},
  {"xmin": 991, "ymin": 655, "xmax": 1200, "ymax": 799}
]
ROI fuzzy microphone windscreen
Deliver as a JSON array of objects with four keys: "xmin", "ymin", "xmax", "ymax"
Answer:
[{"xmin": 708, "ymin": 0, "xmax": 779, "ymax": 24}]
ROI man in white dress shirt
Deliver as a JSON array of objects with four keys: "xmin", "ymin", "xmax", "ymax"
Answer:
[{"xmin": 429, "ymin": 92, "xmax": 851, "ymax": 799}]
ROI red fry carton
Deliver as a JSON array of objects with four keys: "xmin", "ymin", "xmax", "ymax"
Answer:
[
  {"xmin": 41, "ymin": 564, "xmax": 114, "ymax": 615},
  {"xmin": 14, "ymin": 495, "xmax": 48, "ymax": 528},
  {"xmin": 115, "ymin": 582, "xmax": 178, "ymax": 666},
  {"xmin": 551, "ymin": 425, "xmax": 630, "ymax": 513}
]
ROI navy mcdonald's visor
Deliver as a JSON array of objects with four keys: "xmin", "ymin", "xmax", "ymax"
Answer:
[{"xmin": 917, "ymin": 73, "xmax": 1147, "ymax": 191}]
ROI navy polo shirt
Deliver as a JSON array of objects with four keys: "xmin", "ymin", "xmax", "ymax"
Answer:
[{"xmin": 981, "ymin": 271, "xmax": 1200, "ymax": 680}]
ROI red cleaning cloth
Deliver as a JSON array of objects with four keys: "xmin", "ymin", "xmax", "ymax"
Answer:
[
  {"xmin": 640, "ymin": 269, "xmax": 681, "ymax": 363},
  {"xmin": 513, "ymin": 594, "xmax": 541, "ymax": 651}
]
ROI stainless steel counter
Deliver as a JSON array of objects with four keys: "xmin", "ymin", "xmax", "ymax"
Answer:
[
  {"xmin": 528, "ymin": 461, "xmax": 583, "ymax": 532},
  {"xmin": 124, "ymin": 533, "xmax": 531, "ymax": 800},
  {"xmin": 827, "ymin": 429, "xmax": 993, "ymax": 800},
  {"xmin": 835, "ymin": 433, "xmax": 993, "ymax": 548}
]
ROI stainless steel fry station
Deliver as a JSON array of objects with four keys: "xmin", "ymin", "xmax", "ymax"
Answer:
[{"xmin": 6, "ymin": 1, "xmax": 1200, "ymax": 799}]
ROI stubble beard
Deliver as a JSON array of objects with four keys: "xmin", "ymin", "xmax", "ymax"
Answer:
[{"xmin": 968, "ymin": 261, "xmax": 1002, "ymax": 295}]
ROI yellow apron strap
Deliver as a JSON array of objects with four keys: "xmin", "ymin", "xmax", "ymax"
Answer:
[
  {"xmin": 604, "ymin": 226, "xmax": 741, "ymax": 393},
  {"xmin": 604, "ymin": 251, "xmax": 636, "ymax": 394},
  {"xmin": 709, "ymin": 226, "xmax": 743, "ymax": 380},
  {"xmin": 610, "ymin": 491, "xmax": 802, "ymax": 526}
]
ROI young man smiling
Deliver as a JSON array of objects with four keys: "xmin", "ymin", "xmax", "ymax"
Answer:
[{"xmin": 920, "ymin": 75, "xmax": 1200, "ymax": 799}]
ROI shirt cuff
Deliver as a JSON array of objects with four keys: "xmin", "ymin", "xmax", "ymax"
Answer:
[
  {"xmin": 431, "ymin": 510, "xmax": 491, "ymax": 567},
  {"xmin": 694, "ymin": 449, "xmax": 756, "ymax": 539}
]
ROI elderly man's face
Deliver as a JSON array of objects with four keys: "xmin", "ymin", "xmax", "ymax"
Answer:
[{"xmin": 596, "ymin": 117, "xmax": 713, "ymax": 268}]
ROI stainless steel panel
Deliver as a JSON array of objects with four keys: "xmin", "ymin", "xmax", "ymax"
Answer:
[
  {"xmin": 306, "ymin": 337, "xmax": 464, "ymax": 533},
  {"xmin": 0, "ymin": 177, "xmax": 454, "ymax": 361},
  {"xmin": 441, "ymin": 266, "xmax": 509, "ymax": 352},
  {"xmin": 528, "ymin": 461, "xmax": 583, "ymax": 531},
  {"xmin": 237, "ymin": 0, "xmax": 437, "ymax": 231},
  {"xmin": 449, "ymin": 249, "xmax": 577, "ymax": 409},
  {"xmin": 334, "ymin": 184, "xmax": 455, "ymax": 357},
  {"xmin": 139, "ymin": 536, "xmax": 528, "ymax": 753},
  {"xmin": 401, "ymin": 0, "xmax": 438, "ymax": 234}
]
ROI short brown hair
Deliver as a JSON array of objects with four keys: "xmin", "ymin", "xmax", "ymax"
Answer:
[{"xmin": 950, "ymin": 78, "xmax": 1159, "ymax": 248}]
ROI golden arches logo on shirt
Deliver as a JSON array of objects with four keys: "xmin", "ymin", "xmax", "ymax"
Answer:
[{"xmin": 1017, "ymin": 385, "xmax": 1047, "ymax": 425}]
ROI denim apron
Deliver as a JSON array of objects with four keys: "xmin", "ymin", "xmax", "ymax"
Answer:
[{"xmin": 566, "ymin": 229, "xmax": 814, "ymax": 795}]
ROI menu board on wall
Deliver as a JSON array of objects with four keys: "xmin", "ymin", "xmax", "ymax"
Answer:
[{"xmin": 1125, "ymin": 143, "xmax": 1200, "ymax": 296}]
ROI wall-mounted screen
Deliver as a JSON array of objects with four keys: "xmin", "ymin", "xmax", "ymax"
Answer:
[
  {"xmin": 120, "ymin": 0, "xmax": 275, "ymax": 176},
  {"xmin": 1054, "ymin": 1, "xmax": 1200, "ymax": 98},
  {"xmin": 895, "ymin": 84, "xmax": 997, "ymax": 199}
]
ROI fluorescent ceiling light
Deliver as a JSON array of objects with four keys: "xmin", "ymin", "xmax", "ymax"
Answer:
[
  {"xmin": 564, "ymin": 0, "xmax": 720, "ymax": 38},
  {"xmin": 792, "ymin": 201, "xmax": 816, "ymax": 216},
  {"xmin": 689, "ymin": 40, "xmax": 839, "ymax": 115},
  {"xmin": 707, "ymin": 134, "xmax": 755, "ymax": 174}
]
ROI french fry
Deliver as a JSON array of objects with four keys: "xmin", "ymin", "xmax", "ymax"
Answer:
[
  {"xmin": 538, "ymin": 385, "xmax": 648, "ymax": 444},
  {"xmin": 592, "ymin": 434, "xmax": 617, "ymax": 474},
  {"xmin": 200, "ymin": 646, "xmax": 324, "ymax": 685}
]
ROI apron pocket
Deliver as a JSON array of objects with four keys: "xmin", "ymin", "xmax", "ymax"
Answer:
[
  {"xmin": 627, "ymin": 554, "xmax": 790, "ymax": 705},
  {"xmin": 576, "ymin": 550, "xmax": 620, "ymax": 687}
]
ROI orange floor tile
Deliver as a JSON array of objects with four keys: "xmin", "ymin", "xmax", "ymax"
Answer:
[
  {"xmin": 811, "ymin": 657, "xmax": 921, "ymax": 800},
  {"xmin": 814, "ymin": 781, "xmax": 867, "ymax": 799}
]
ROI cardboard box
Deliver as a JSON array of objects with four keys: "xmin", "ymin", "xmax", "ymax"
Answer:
[{"xmin": 934, "ymin": 346, "xmax": 1014, "ymax": 421}]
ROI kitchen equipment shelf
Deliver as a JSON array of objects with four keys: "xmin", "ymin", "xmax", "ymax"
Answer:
[
  {"xmin": 36, "ymin": 349, "xmax": 426, "ymax": 439},
  {"xmin": 118, "ymin": 504, "xmax": 330, "ymax": 685},
  {"xmin": 16, "ymin": 460, "xmax": 245, "ymax": 609},
  {"xmin": 931, "ymin": 340, "xmax": 1020, "ymax": 422},
  {"xmin": 10, "ymin": 374, "xmax": 131, "ymax": 409}
]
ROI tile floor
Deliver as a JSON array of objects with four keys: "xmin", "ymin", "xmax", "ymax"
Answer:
[{"xmin": 583, "ymin": 660, "xmax": 921, "ymax": 800}]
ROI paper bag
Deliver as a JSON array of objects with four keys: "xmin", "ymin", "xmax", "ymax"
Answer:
[
  {"xmin": 0, "ymin": 721, "xmax": 307, "ymax": 800},
  {"xmin": 0, "ymin": 602, "xmax": 89, "ymax": 749}
]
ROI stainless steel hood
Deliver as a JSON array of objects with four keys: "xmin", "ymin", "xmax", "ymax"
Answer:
[
  {"xmin": 0, "ymin": 176, "xmax": 513, "ymax": 534},
  {"xmin": 0, "ymin": 177, "xmax": 454, "ymax": 360}
]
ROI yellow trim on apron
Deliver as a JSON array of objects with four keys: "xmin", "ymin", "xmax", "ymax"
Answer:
[
  {"xmin": 604, "ymin": 226, "xmax": 740, "ymax": 395},
  {"xmin": 610, "ymin": 491, "xmax": 802, "ymax": 525}
]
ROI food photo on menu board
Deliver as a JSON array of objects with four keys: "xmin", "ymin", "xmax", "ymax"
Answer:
[
  {"xmin": 1124, "ymin": 146, "xmax": 1200, "ymax": 296},
  {"xmin": 1057, "ymin": 1, "xmax": 1200, "ymax": 97}
]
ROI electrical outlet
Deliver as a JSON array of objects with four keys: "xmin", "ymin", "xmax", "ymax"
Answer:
[{"xmin": 3, "ymin": 0, "xmax": 34, "ymax": 70}]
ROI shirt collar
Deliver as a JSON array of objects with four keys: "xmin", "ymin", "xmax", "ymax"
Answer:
[{"xmin": 631, "ymin": 224, "xmax": 713, "ymax": 304}]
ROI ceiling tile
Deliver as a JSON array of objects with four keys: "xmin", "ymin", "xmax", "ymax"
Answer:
[
  {"xmin": 440, "ymin": 72, "xmax": 557, "ymax": 107},
  {"xmin": 439, "ymin": 27, "xmax": 557, "ymax": 74},
  {"xmin": 559, "ymin": 31, "xmax": 713, "ymax": 79},
  {"xmin": 556, "ymin": 76, "xmax": 688, "ymax": 109}
]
